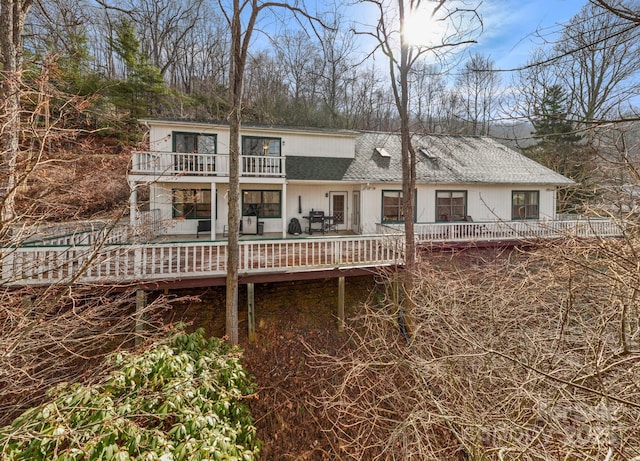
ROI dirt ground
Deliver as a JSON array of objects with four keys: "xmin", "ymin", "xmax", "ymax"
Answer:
[{"xmin": 164, "ymin": 275, "xmax": 382, "ymax": 460}]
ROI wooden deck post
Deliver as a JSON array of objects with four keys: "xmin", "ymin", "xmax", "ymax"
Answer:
[
  {"xmin": 135, "ymin": 289, "xmax": 147, "ymax": 346},
  {"xmin": 247, "ymin": 283, "xmax": 255, "ymax": 342},
  {"xmin": 338, "ymin": 276, "xmax": 345, "ymax": 332}
]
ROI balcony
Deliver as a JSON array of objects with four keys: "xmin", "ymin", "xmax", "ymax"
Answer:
[{"xmin": 131, "ymin": 151, "xmax": 286, "ymax": 178}]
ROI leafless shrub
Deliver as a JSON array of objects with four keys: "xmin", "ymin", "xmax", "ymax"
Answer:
[
  {"xmin": 0, "ymin": 286, "xmax": 177, "ymax": 426},
  {"xmin": 311, "ymin": 235, "xmax": 640, "ymax": 460},
  {"xmin": 0, "ymin": 58, "xmax": 178, "ymax": 426}
]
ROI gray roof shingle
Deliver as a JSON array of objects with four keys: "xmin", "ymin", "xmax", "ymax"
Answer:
[
  {"xmin": 286, "ymin": 132, "xmax": 574, "ymax": 186},
  {"xmin": 287, "ymin": 156, "xmax": 353, "ymax": 181},
  {"xmin": 344, "ymin": 132, "xmax": 573, "ymax": 185}
]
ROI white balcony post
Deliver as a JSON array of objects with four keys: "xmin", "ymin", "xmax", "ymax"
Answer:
[
  {"xmin": 129, "ymin": 184, "xmax": 138, "ymax": 228},
  {"xmin": 282, "ymin": 182, "xmax": 287, "ymax": 238},
  {"xmin": 210, "ymin": 181, "xmax": 216, "ymax": 240}
]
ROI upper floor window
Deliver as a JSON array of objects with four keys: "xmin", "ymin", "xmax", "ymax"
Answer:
[
  {"xmin": 173, "ymin": 132, "xmax": 216, "ymax": 154},
  {"xmin": 436, "ymin": 191, "xmax": 467, "ymax": 222},
  {"xmin": 512, "ymin": 191, "xmax": 539, "ymax": 220},
  {"xmin": 172, "ymin": 189, "xmax": 211, "ymax": 219},
  {"xmin": 242, "ymin": 136, "xmax": 281, "ymax": 156}
]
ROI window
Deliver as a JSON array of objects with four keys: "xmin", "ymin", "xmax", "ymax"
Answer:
[
  {"xmin": 242, "ymin": 136, "xmax": 281, "ymax": 156},
  {"xmin": 512, "ymin": 191, "xmax": 539, "ymax": 220},
  {"xmin": 173, "ymin": 132, "xmax": 216, "ymax": 153},
  {"xmin": 242, "ymin": 190, "xmax": 281, "ymax": 218},
  {"xmin": 172, "ymin": 189, "xmax": 211, "ymax": 219},
  {"xmin": 436, "ymin": 191, "xmax": 467, "ymax": 221},
  {"xmin": 382, "ymin": 190, "xmax": 404, "ymax": 223}
]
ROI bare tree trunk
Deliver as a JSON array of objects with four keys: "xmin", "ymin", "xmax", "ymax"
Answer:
[
  {"xmin": 225, "ymin": 0, "xmax": 244, "ymax": 346},
  {"xmin": 0, "ymin": 0, "xmax": 32, "ymax": 228}
]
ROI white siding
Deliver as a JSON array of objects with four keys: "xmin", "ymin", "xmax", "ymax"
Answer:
[
  {"xmin": 147, "ymin": 122, "xmax": 355, "ymax": 159},
  {"xmin": 417, "ymin": 184, "xmax": 557, "ymax": 222},
  {"xmin": 286, "ymin": 184, "xmax": 355, "ymax": 231}
]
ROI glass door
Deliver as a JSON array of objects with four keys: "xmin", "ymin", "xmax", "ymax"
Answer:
[{"xmin": 329, "ymin": 192, "xmax": 348, "ymax": 231}]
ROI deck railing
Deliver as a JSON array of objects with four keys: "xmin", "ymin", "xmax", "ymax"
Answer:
[
  {"xmin": 1, "ymin": 234, "xmax": 404, "ymax": 287},
  {"xmin": 20, "ymin": 221, "xmax": 132, "ymax": 247},
  {"xmin": 131, "ymin": 151, "xmax": 285, "ymax": 177},
  {"xmin": 2, "ymin": 219, "xmax": 622, "ymax": 287},
  {"xmin": 378, "ymin": 218, "xmax": 622, "ymax": 243}
]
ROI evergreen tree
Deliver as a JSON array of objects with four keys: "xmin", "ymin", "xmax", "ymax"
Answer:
[
  {"xmin": 525, "ymin": 85, "xmax": 595, "ymax": 213},
  {"xmin": 108, "ymin": 18, "xmax": 166, "ymax": 118},
  {"xmin": 531, "ymin": 85, "xmax": 580, "ymax": 144}
]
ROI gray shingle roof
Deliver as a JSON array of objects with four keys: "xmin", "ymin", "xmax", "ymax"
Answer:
[
  {"xmin": 286, "ymin": 132, "xmax": 574, "ymax": 186},
  {"xmin": 287, "ymin": 156, "xmax": 353, "ymax": 181},
  {"xmin": 343, "ymin": 132, "xmax": 574, "ymax": 185}
]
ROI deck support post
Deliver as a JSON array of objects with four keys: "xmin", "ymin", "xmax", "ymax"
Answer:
[
  {"xmin": 135, "ymin": 289, "xmax": 147, "ymax": 346},
  {"xmin": 247, "ymin": 283, "xmax": 255, "ymax": 342},
  {"xmin": 338, "ymin": 276, "xmax": 345, "ymax": 332}
]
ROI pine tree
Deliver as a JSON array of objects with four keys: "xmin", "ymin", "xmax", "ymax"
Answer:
[
  {"xmin": 525, "ymin": 85, "xmax": 595, "ymax": 213},
  {"xmin": 109, "ymin": 19, "xmax": 166, "ymax": 118}
]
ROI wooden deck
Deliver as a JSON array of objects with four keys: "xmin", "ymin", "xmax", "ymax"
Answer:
[
  {"xmin": 1, "ymin": 218, "xmax": 622, "ymax": 288},
  {"xmin": 2, "ymin": 234, "xmax": 404, "ymax": 287}
]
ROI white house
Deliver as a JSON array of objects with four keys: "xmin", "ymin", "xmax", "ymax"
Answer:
[{"xmin": 128, "ymin": 119, "xmax": 574, "ymax": 240}]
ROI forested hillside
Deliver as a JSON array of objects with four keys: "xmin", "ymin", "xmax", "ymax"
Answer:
[{"xmin": 5, "ymin": 0, "xmax": 638, "ymax": 220}]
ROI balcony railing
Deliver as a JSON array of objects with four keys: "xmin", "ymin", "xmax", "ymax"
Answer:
[{"xmin": 131, "ymin": 151, "xmax": 285, "ymax": 177}]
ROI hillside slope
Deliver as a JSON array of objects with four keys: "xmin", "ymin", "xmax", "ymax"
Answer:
[{"xmin": 16, "ymin": 134, "xmax": 132, "ymax": 222}]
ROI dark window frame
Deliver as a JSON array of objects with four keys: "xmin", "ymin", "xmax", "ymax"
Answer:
[
  {"xmin": 241, "ymin": 136, "xmax": 282, "ymax": 157},
  {"xmin": 242, "ymin": 189, "xmax": 282, "ymax": 219},
  {"xmin": 172, "ymin": 132, "xmax": 217, "ymax": 154},
  {"xmin": 172, "ymin": 188, "xmax": 212, "ymax": 220},
  {"xmin": 381, "ymin": 189, "xmax": 416, "ymax": 224},
  {"xmin": 512, "ymin": 190, "xmax": 540, "ymax": 220},
  {"xmin": 436, "ymin": 190, "xmax": 468, "ymax": 222}
]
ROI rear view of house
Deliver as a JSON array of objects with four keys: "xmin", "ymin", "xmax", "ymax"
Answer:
[{"xmin": 129, "ymin": 119, "xmax": 573, "ymax": 240}]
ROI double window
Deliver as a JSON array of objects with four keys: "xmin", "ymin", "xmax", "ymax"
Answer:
[
  {"xmin": 436, "ymin": 191, "xmax": 467, "ymax": 222},
  {"xmin": 242, "ymin": 190, "xmax": 281, "ymax": 218},
  {"xmin": 242, "ymin": 136, "xmax": 281, "ymax": 156},
  {"xmin": 172, "ymin": 189, "xmax": 212, "ymax": 219},
  {"xmin": 512, "ymin": 191, "xmax": 539, "ymax": 220},
  {"xmin": 172, "ymin": 132, "xmax": 216, "ymax": 173},
  {"xmin": 173, "ymin": 132, "xmax": 216, "ymax": 153}
]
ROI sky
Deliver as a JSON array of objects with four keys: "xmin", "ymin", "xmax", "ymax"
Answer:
[
  {"xmin": 471, "ymin": 0, "xmax": 587, "ymax": 71},
  {"xmin": 346, "ymin": 0, "xmax": 589, "ymax": 78}
]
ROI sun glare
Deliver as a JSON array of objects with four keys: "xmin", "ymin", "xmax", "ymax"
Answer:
[{"xmin": 402, "ymin": 7, "xmax": 446, "ymax": 47}]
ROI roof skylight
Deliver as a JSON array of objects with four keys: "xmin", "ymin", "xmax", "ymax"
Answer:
[
  {"xmin": 375, "ymin": 147, "xmax": 391, "ymax": 157},
  {"xmin": 419, "ymin": 147, "xmax": 437, "ymax": 159}
]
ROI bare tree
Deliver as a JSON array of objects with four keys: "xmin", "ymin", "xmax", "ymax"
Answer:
[
  {"xmin": 1, "ymin": 0, "xmax": 34, "ymax": 227},
  {"xmin": 455, "ymin": 53, "xmax": 500, "ymax": 135},
  {"xmin": 312, "ymin": 239, "xmax": 640, "ymax": 460},
  {"xmin": 125, "ymin": 0, "xmax": 205, "ymax": 78},
  {"xmin": 221, "ymin": 0, "xmax": 327, "ymax": 345},
  {"xmin": 555, "ymin": 1, "xmax": 640, "ymax": 126},
  {"xmin": 358, "ymin": 0, "xmax": 479, "ymax": 335},
  {"xmin": 591, "ymin": 0, "xmax": 640, "ymax": 24},
  {"xmin": 411, "ymin": 61, "xmax": 447, "ymax": 132}
]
